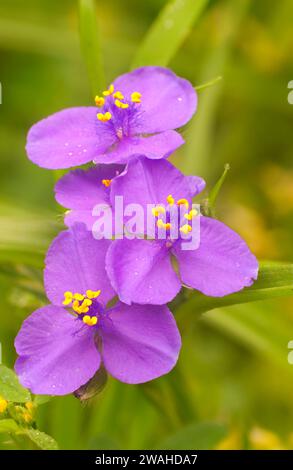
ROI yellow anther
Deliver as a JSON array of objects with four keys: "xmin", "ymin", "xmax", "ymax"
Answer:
[
  {"xmin": 152, "ymin": 206, "xmax": 166, "ymax": 217},
  {"xmin": 83, "ymin": 315, "xmax": 98, "ymax": 326},
  {"xmin": 95, "ymin": 96, "xmax": 105, "ymax": 107},
  {"xmin": 184, "ymin": 208, "xmax": 198, "ymax": 220},
  {"xmin": 73, "ymin": 293, "xmax": 85, "ymax": 301},
  {"xmin": 63, "ymin": 291, "xmax": 73, "ymax": 306},
  {"xmin": 131, "ymin": 91, "xmax": 142, "ymax": 103},
  {"xmin": 25, "ymin": 402, "xmax": 34, "ymax": 411},
  {"xmin": 102, "ymin": 179, "xmax": 112, "ymax": 187},
  {"xmin": 86, "ymin": 289, "xmax": 101, "ymax": 299},
  {"xmin": 72, "ymin": 300, "xmax": 81, "ymax": 313},
  {"xmin": 83, "ymin": 298, "xmax": 93, "ymax": 307},
  {"xmin": 113, "ymin": 91, "xmax": 124, "ymax": 100},
  {"xmin": 167, "ymin": 194, "xmax": 175, "ymax": 206},
  {"xmin": 103, "ymin": 84, "xmax": 114, "ymax": 96},
  {"xmin": 157, "ymin": 220, "xmax": 172, "ymax": 230},
  {"xmin": 23, "ymin": 411, "xmax": 33, "ymax": 423},
  {"xmin": 177, "ymin": 198, "xmax": 189, "ymax": 209},
  {"xmin": 180, "ymin": 224, "xmax": 192, "ymax": 234},
  {"xmin": 115, "ymin": 99, "xmax": 129, "ymax": 109},
  {"xmin": 0, "ymin": 397, "xmax": 7, "ymax": 413},
  {"xmin": 97, "ymin": 112, "xmax": 112, "ymax": 122}
]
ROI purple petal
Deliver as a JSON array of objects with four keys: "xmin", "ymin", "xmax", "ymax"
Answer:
[
  {"xmin": 15, "ymin": 305, "xmax": 100, "ymax": 395},
  {"xmin": 106, "ymin": 238, "xmax": 181, "ymax": 305},
  {"xmin": 173, "ymin": 216, "xmax": 259, "ymax": 297},
  {"xmin": 93, "ymin": 130, "xmax": 184, "ymax": 164},
  {"xmin": 110, "ymin": 156, "xmax": 196, "ymax": 209},
  {"xmin": 101, "ymin": 302, "xmax": 181, "ymax": 384},
  {"xmin": 55, "ymin": 165, "xmax": 123, "ymax": 229},
  {"xmin": 26, "ymin": 107, "xmax": 115, "ymax": 169},
  {"xmin": 187, "ymin": 175, "xmax": 206, "ymax": 196},
  {"xmin": 113, "ymin": 66, "xmax": 197, "ymax": 133},
  {"xmin": 44, "ymin": 224, "xmax": 115, "ymax": 306}
]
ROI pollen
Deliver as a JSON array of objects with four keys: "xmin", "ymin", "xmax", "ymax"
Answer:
[
  {"xmin": 73, "ymin": 293, "xmax": 85, "ymax": 301},
  {"xmin": 115, "ymin": 99, "xmax": 129, "ymax": 109},
  {"xmin": 103, "ymin": 84, "xmax": 114, "ymax": 96},
  {"xmin": 180, "ymin": 224, "xmax": 192, "ymax": 234},
  {"xmin": 86, "ymin": 289, "xmax": 101, "ymax": 299},
  {"xmin": 167, "ymin": 194, "xmax": 175, "ymax": 206},
  {"xmin": 97, "ymin": 112, "xmax": 112, "ymax": 122},
  {"xmin": 152, "ymin": 206, "xmax": 166, "ymax": 217},
  {"xmin": 177, "ymin": 198, "xmax": 189, "ymax": 208},
  {"xmin": 102, "ymin": 179, "xmax": 112, "ymax": 188},
  {"xmin": 113, "ymin": 91, "xmax": 124, "ymax": 100},
  {"xmin": 184, "ymin": 208, "xmax": 198, "ymax": 220},
  {"xmin": 157, "ymin": 220, "xmax": 172, "ymax": 230},
  {"xmin": 63, "ymin": 291, "xmax": 73, "ymax": 306},
  {"xmin": 95, "ymin": 96, "xmax": 105, "ymax": 107},
  {"xmin": 83, "ymin": 315, "xmax": 98, "ymax": 326},
  {"xmin": 131, "ymin": 92, "xmax": 142, "ymax": 103},
  {"xmin": 0, "ymin": 397, "xmax": 8, "ymax": 413}
]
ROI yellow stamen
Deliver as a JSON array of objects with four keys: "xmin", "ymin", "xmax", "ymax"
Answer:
[
  {"xmin": 102, "ymin": 179, "xmax": 111, "ymax": 187},
  {"xmin": 72, "ymin": 300, "xmax": 81, "ymax": 313},
  {"xmin": 23, "ymin": 411, "xmax": 33, "ymax": 423},
  {"xmin": 152, "ymin": 206, "xmax": 166, "ymax": 217},
  {"xmin": 131, "ymin": 91, "xmax": 142, "ymax": 103},
  {"xmin": 73, "ymin": 293, "xmax": 85, "ymax": 301},
  {"xmin": 115, "ymin": 99, "xmax": 129, "ymax": 109},
  {"xmin": 86, "ymin": 289, "xmax": 101, "ymax": 299},
  {"xmin": 25, "ymin": 402, "xmax": 34, "ymax": 411},
  {"xmin": 97, "ymin": 112, "xmax": 112, "ymax": 122},
  {"xmin": 0, "ymin": 397, "xmax": 8, "ymax": 413},
  {"xmin": 184, "ymin": 209, "xmax": 198, "ymax": 220},
  {"xmin": 180, "ymin": 224, "xmax": 192, "ymax": 234},
  {"xmin": 63, "ymin": 291, "xmax": 73, "ymax": 306},
  {"xmin": 83, "ymin": 298, "xmax": 93, "ymax": 307},
  {"xmin": 166, "ymin": 194, "xmax": 175, "ymax": 206},
  {"xmin": 157, "ymin": 220, "xmax": 172, "ymax": 230},
  {"xmin": 95, "ymin": 96, "xmax": 105, "ymax": 107},
  {"xmin": 83, "ymin": 315, "xmax": 98, "ymax": 326},
  {"xmin": 113, "ymin": 91, "xmax": 124, "ymax": 100},
  {"xmin": 103, "ymin": 84, "xmax": 114, "ymax": 96},
  {"xmin": 177, "ymin": 198, "xmax": 189, "ymax": 209}
]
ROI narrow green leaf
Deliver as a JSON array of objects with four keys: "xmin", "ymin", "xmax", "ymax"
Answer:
[
  {"xmin": 0, "ymin": 419, "xmax": 20, "ymax": 434},
  {"xmin": 25, "ymin": 429, "xmax": 58, "ymax": 450},
  {"xmin": 158, "ymin": 422, "xmax": 227, "ymax": 450},
  {"xmin": 207, "ymin": 163, "xmax": 230, "ymax": 216},
  {"xmin": 79, "ymin": 0, "xmax": 105, "ymax": 96},
  {"xmin": 132, "ymin": 0, "xmax": 209, "ymax": 68},
  {"xmin": 0, "ymin": 366, "xmax": 31, "ymax": 403},
  {"xmin": 177, "ymin": 262, "xmax": 293, "ymax": 319}
]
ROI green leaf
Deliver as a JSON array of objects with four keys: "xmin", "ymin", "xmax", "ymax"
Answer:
[
  {"xmin": 0, "ymin": 366, "xmax": 31, "ymax": 403},
  {"xmin": 0, "ymin": 419, "xmax": 20, "ymax": 434},
  {"xmin": 33, "ymin": 395, "xmax": 52, "ymax": 406},
  {"xmin": 132, "ymin": 0, "xmax": 209, "ymax": 68},
  {"xmin": 159, "ymin": 422, "xmax": 227, "ymax": 450},
  {"xmin": 25, "ymin": 429, "xmax": 58, "ymax": 450},
  {"xmin": 79, "ymin": 0, "xmax": 105, "ymax": 96},
  {"xmin": 177, "ymin": 262, "xmax": 293, "ymax": 319}
]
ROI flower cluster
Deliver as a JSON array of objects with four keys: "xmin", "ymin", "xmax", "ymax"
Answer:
[{"xmin": 15, "ymin": 67, "xmax": 258, "ymax": 396}]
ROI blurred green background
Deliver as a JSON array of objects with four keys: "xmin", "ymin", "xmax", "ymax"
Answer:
[{"xmin": 0, "ymin": 0, "xmax": 292, "ymax": 450}]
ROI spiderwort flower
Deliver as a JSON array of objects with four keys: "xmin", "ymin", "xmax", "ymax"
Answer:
[
  {"xmin": 26, "ymin": 67, "xmax": 197, "ymax": 169},
  {"xmin": 14, "ymin": 224, "xmax": 181, "ymax": 395},
  {"xmin": 103, "ymin": 157, "xmax": 259, "ymax": 305}
]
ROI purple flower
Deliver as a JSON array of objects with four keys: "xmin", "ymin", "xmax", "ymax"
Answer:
[
  {"xmin": 14, "ymin": 224, "xmax": 181, "ymax": 395},
  {"xmin": 104, "ymin": 157, "xmax": 259, "ymax": 305},
  {"xmin": 26, "ymin": 67, "xmax": 197, "ymax": 169}
]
